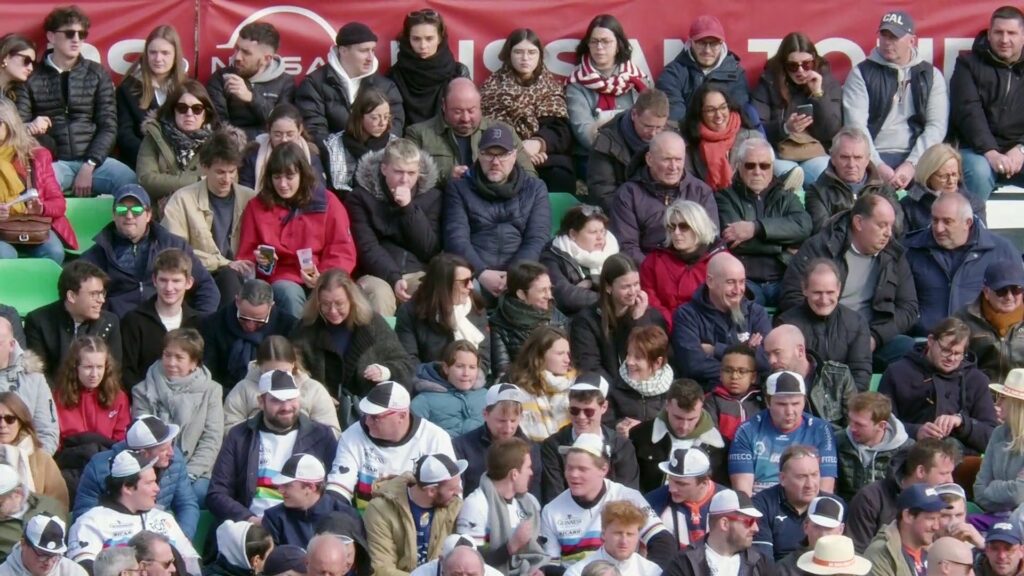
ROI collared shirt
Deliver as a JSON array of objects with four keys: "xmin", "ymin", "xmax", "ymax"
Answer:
[{"xmin": 751, "ymin": 484, "xmax": 845, "ymax": 560}]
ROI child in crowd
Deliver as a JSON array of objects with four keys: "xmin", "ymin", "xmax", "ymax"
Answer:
[
  {"xmin": 411, "ymin": 340, "xmax": 487, "ymax": 437},
  {"xmin": 704, "ymin": 344, "xmax": 765, "ymax": 443}
]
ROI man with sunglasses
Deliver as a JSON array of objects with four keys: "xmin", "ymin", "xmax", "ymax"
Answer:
[
  {"xmin": 656, "ymin": 15, "xmax": 752, "ymax": 123},
  {"xmin": 14, "ymin": 6, "xmax": 136, "ymax": 198},
  {"xmin": 662, "ymin": 489, "xmax": 772, "ymax": 576},
  {"xmin": 716, "ymin": 137, "xmax": 812, "ymax": 308},
  {"xmin": 126, "ymin": 532, "xmax": 176, "ymax": 576},
  {"xmin": 842, "ymin": 10, "xmax": 948, "ymax": 191},
  {"xmin": 878, "ymin": 317, "xmax": 997, "ymax": 456},
  {"xmin": 610, "ymin": 131, "xmax": 717, "ymax": 265},
  {"xmin": 954, "ymin": 261, "xmax": 1024, "ymax": 383},
  {"xmin": 0, "ymin": 515, "xmax": 85, "ymax": 576},
  {"xmin": 80, "ymin": 184, "xmax": 219, "ymax": 318},
  {"xmin": 200, "ymin": 279, "xmax": 297, "ymax": 389}
]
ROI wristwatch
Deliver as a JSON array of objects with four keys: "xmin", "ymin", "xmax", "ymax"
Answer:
[{"xmin": 85, "ymin": 158, "xmax": 97, "ymax": 167}]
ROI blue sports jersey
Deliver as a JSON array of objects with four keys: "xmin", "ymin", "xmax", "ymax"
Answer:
[{"xmin": 727, "ymin": 410, "xmax": 837, "ymax": 493}]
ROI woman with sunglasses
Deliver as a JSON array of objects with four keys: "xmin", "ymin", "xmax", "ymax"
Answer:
[
  {"xmin": 0, "ymin": 99, "xmax": 78, "ymax": 263},
  {"xmin": 238, "ymin": 142, "xmax": 357, "ymax": 318},
  {"xmin": 323, "ymin": 88, "xmax": 397, "ymax": 194},
  {"xmin": 137, "ymin": 80, "xmax": 220, "ymax": 210},
  {"xmin": 116, "ymin": 25, "xmax": 186, "ymax": 167},
  {"xmin": 541, "ymin": 205, "xmax": 620, "ymax": 316},
  {"xmin": 395, "ymin": 253, "xmax": 490, "ymax": 378},
  {"xmin": 506, "ymin": 326, "xmax": 575, "ymax": 442},
  {"xmin": 490, "ymin": 261, "xmax": 571, "ymax": 379},
  {"xmin": 481, "ymin": 28, "xmax": 574, "ymax": 193},
  {"xmin": 389, "ymin": 9, "xmax": 469, "ymax": 127},
  {"xmin": 291, "ymin": 269, "xmax": 413, "ymax": 400},
  {"xmin": 571, "ymin": 254, "xmax": 666, "ymax": 383},
  {"xmin": 0, "ymin": 392, "xmax": 69, "ymax": 511},
  {"xmin": 751, "ymin": 32, "xmax": 841, "ymax": 185},
  {"xmin": 567, "ymin": 14, "xmax": 648, "ymax": 156},
  {"xmin": 223, "ymin": 335, "xmax": 339, "ymax": 436},
  {"xmin": 640, "ymin": 200, "xmax": 726, "ymax": 328},
  {"xmin": 681, "ymin": 82, "xmax": 761, "ymax": 191},
  {"xmin": 901, "ymin": 143, "xmax": 987, "ymax": 234},
  {"xmin": 240, "ymin": 103, "xmax": 326, "ymax": 191},
  {"xmin": 0, "ymin": 34, "xmax": 36, "ymax": 101}
]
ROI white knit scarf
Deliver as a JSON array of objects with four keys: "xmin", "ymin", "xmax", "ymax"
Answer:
[{"xmin": 551, "ymin": 232, "xmax": 620, "ymax": 276}]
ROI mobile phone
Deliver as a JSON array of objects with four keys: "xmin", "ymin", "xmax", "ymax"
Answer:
[
  {"xmin": 297, "ymin": 248, "xmax": 315, "ymax": 272},
  {"xmin": 795, "ymin": 104, "xmax": 814, "ymax": 117},
  {"xmin": 258, "ymin": 245, "xmax": 277, "ymax": 261}
]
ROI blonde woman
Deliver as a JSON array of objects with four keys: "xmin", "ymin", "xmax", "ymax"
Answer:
[
  {"xmin": 902, "ymin": 143, "xmax": 986, "ymax": 233},
  {"xmin": 975, "ymin": 368, "xmax": 1024, "ymax": 513}
]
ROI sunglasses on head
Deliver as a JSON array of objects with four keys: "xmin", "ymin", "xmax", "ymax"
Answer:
[
  {"xmin": 174, "ymin": 103, "xmax": 205, "ymax": 116},
  {"xmin": 996, "ymin": 285, "xmax": 1024, "ymax": 297},
  {"xmin": 55, "ymin": 29, "xmax": 88, "ymax": 40},
  {"xmin": 114, "ymin": 205, "xmax": 146, "ymax": 217},
  {"xmin": 579, "ymin": 205, "xmax": 604, "ymax": 217},
  {"xmin": 785, "ymin": 60, "xmax": 815, "ymax": 73},
  {"xmin": 0, "ymin": 415, "xmax": 18, "ymax": 425},
  {"xmin": 569, "ymin": 406, "xmax": 597, "ymax": 418},
  {"xmin": 407, "ymin": 8, "xmax": 439, "ymax": 19},
  {"xmin": 743, "ymin": 162, "xmax": 772, "ymax": 171}
]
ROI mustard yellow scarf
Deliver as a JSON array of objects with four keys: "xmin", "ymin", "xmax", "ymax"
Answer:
[{"xmin": 0, "ymin": 146, "xmax": 27, "ymax": 215}]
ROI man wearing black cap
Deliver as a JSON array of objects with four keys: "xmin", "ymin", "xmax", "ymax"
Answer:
[
  {"xmin": 79, "ymin": 184, "xmax": 220, "ymax": 318},
  {"xmin": 955, "ymin": 260, "xmax": 1024, "ymax": 383},
  {"xmin": 774, "ymin": 496, "xmax": 846, "ymax": 576},
  {"xmin": 208, "ymin": 370, "xmax": 338, "ymax": 524},
  {"xmin": 74, "ymin": 415, "xmax": 199, "ymax": 539},
  {"xmin": 296, "ymin": 21, "xmax": 404, "ymax": 158},
  {"xmin": 977, "ymin": 522, "xmax": 1024, "ymax": 576},
  {"xmin": 0, "ymin": 515, "xmax": 85, "ymax": 576},
  {"xmin": 363, "ymin": 454, "xmax": 466, "ymax": 576},
  {"xmin": 863, "ymin": 484, "xmax": 945, "ymax": 576},
  {"xmin": 843, "ymin": 10, "xmax": 948, "ymax": 191},
  {"xmin": 262, "ymin": 454, "xmax": 359, "ymax": 547},
  {"xmin": 262, "ymin": 544, "xmax": 307, "ymax": 576},
  {"xmin": 440, "ymin": 120, "xmax": 549, "ymax": 298},
  {"xmin": 69, "ymin": 451, "xmax": 199, "ymax": 574}
]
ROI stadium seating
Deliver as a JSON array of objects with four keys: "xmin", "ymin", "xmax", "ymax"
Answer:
[
  {"xmin": 64, "ymin": 196, "xmax": 113, "ymax": 256},
  {"xmin": 548, "ymin": 192, "xmax": 581, "ymax": 237},
  {"xmin": 0, "ymin": 258, "xmax": 62, "ymax": 315}
]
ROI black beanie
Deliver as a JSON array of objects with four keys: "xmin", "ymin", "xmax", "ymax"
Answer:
[{"xmin": 336, "ymin": 22, "xmax": 378, "ymax": 47}]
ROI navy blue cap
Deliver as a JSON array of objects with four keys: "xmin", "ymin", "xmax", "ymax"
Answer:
[
  {"xmin": 987, "ymin": 522, "xmax": 1023, "ymax": 546},
  {"xmin": 479, "ymin": 124, "xmax": 516, "ymax": 152},
  {"xmin": 263, "ymin": 545, "xmax": 307, "ymax": 576},
  {"xmin": 896, "ymin": 484, "xmax": 944, "ymax": 512},
  {"xmin": 113, "ymin": 183, "xmax": 151, "ymax": 208},
  {"xmin": 984, "ymin": 261, "xmax": 1024, "ymax": 292}
]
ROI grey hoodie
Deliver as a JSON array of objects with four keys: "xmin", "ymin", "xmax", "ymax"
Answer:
[
  {"xmin": 842, "ymin": 47, "xmax": 948, "ymax": 166},
  {"xmin": 0, "ymin": 544, "xmax": 86, "ymax": 576},
  {"xmin": 846, "ymin": 414, "xmax": 910, "ymax": 467},
  {"xmin": 975, "ymin": 424, "xmax": 1024, "ymax": 512},
  {"xmin": 249, "ymin": 55, "xmax": 288, "ymax": 84},
  {"xmin": 0, "ymin": 344, "xmax": 58, "ymax": 455}
]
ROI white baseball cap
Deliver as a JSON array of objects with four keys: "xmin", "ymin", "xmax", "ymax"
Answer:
[
  {"xmin": 766, "ymin": 371, "xmax": 806, "ymax": 396},
  {"xmin": 485, "ymin": 383, "xmax": 526, "ymax": 407},
  {"xmin": 709, "ymin": 489, "xmax": 762, "ymax": 517},
  {"xmin": 569, "ymin": 373, "xmax": 609, "ymax": 397},
  {"xmin": 557, "ymin": 433, "xmax": 608, "ymax": 460},
  {"xmin": 24, "ymin": 515, "xmax": 67, "ymax": 555},
  {"xmin": 807, "ymin": 496, "xmax": 844, "ymax": 528},
  {"xmin": 110, "ymin": 450, "xmax": 157, "ymax": 479},
  {"xmin": 0, "ymin": 464, "xmax": 20, "ymax": 494},
  {"xmin": 126, "ymin": 415, "xmax": 180, "ymax": 449}
]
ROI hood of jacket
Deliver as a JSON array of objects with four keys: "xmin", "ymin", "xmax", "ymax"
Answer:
[
  {"xmin": 0, "ymin": 343, "xmax": 43, "ymax": 384},
  {"xmin": 846, "ymin": 414, "xmax": 910, "ymax": 456},
  {"xmin": 972, "ymin": 30, "xmax": 1024, "ymax": 70},
  {"xmin": 241, "ymin": 361, "xmax": 314, "ymax": 389},
  {"xmin": 676, "ymin": 42, "xmax": 741, "ymax": 76},
  {"xmin": 353, "ymin": 147, "xmax": 440, "ymax": 201},
  {"xmin": 652, "ymin": 409, "xmax": 725, "ymax": 448},
  {"xmin": 866, "ymin": 46, "xmax": 925, "ymax": 73},
  {"xmin": 216, "ymin": 519, "xmax": 254, "ymax": 569},
  {"xmin": 327, "ymin": 46, "xmax": 378, "ymax": 84},
  {"xmin": 414, "ymin": 361, "xmax": 454, "ymax": 393},
  {"xmin": 249, "ymin": 55, "xmax": 288, "ymax": 84}
]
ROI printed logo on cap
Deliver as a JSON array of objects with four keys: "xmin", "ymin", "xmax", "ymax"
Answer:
[{"xmin": 25, "ymin": 515, "xmax": 67, "ymax": 555}]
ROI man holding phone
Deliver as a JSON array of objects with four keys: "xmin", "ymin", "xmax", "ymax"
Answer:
[{"xmin": 843, "ymin": 10, "xmax": 948, "ymax": 190}]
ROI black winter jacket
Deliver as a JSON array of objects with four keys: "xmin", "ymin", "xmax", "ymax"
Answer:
[
  {"xmin": 201, "ymin": 302, "xmax": 298, "ymax": 391},
  {"xmin": 901, "ymin": 182, "xmax": 987, "ymax": 235},
  {"xmin": 803, "ymin": 164, "xmax": 901, "ymax": 235},
  {"xmin": 779, "ymin": 214, "xmax": 918, "ymax": 348},
  {"xmin": 949, "ymin": 32, "xmax": 1024, "ymax": 153},
  {"xmin": 630, "ymin": 412, "xmax": 729, "ymax": 493},
  {"xmin": 586, "ymin": 117, "xmax": 644, "ymax": 210},
  {"xmin": 569, "ymin": 304, "xmax": 666, "ymax": 384},
  {"xmin": 846, "ymin": 475, "xmax": 901, "ymax": 552},
  {"xmin": 115, "ymin": 75, "xmax": 158, "ymax": 166},
  {"xmin": 15, "ymin": 52, "xmax": 117, "ymax": 163},
  {"xmin": 394, "ymin": 300, "xmax": 491, "ymax": 377},
  {"xmin": 539, "ymin": 424, "xmax": 639, "ymax": 504},
  {"xmin": 453, "ymin": 424, "xmax": 542, "ymax": 498},
  {"xmin": 207, "ymin": 61, "xmax": 296, "ymax": 140},
  {"xmin": 120, "ymin": 297, "xmax": 202, "ymax": 388},
  {"xmin": 955, "ymin": 296, "xmax": 1024, "ymax": 384},
  {"xmin": 656, "ymin": 48, "xmax": 751, "ymax": 122},
  {"xmin": 539, "ymin": 241, "xmax": 600, "ymax": 316},
  {"xmin": 663, "ymin": 538, "xmax": 774, "ymax": 576},
  {"xmin": 776, "ymin": 302, "xmax": 873, "ymax": 391},
  {"xmin": 291, "ymin": 314, "xmax": 414, "ymax": 398},
  {"xmin": 345, "ymin": 149, "xmax": 442, "ymax": 285},
  {"xmin": 24, "ymin": 301, "xmax": 121, "ymax": 381},
  {"xmin": 751, "ymin": 67, "xmax": 843, "ymax": 150},
  {"xmin": 296, "ymin": 67, "xmax": 404, "ymax": 154},
  {"xmin": 878, "ymin": 345, "xmax": 998, "ymax": 455},
  {"xmin": 488, "ymin": 300, "xmax": 570, "ymax": 378}
]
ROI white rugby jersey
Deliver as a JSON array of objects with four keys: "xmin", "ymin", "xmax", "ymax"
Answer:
[{"xmin": 68, "ymin": 504, "xmax": 199, "ymax": 563}]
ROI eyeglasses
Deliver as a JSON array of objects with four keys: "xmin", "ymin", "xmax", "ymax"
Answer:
[
  {"xmin": 931, "ymin": 171, "xmax": 959, "ymax": 182},
  {"xmin": 702, "ymin": 103, "xmax": 730, "ymax": 116},
  {"xmin": 724, "ymin": 514, "xmax": 758, "ymax": 527},
  {"xmin": 588, "ymin": 38, "xmax": 616, "ymax": 48},
  {"xmin": 785, "ymin": 59, "xmax": 816, "ymax": 73},
  {"xmin": 142, "ymin": 559, "xmax": 175, "ymax": 570},
  {"xmin": 174, "ymin": 103, "xmax": 206, "ymax": 116},
  {"xmin": 9, "ymin": 54, "xmax": 33, "ymax": 68},
  {"xmin": 367, "ymin": 410, "xmax": 402, "ymax": 422},
  {"xmin": 934, "ymin": 342, "xmax": 966, "ymax": 361},
  {"xmin": 114, "ymin": 205, "xmax": 147, "ymax": 217},
  {"xmin": 569, "ymin": 406, "xmax": 597, "ymax": 418},
  {"xmin": 81, "ymin": 289, "xmax": 107, "ymax": 300},
  {"xmin": 722, "ymin": 367, "xmax": 756, "ymax": 376},
  {"xmin": 743, "ymin": 162, "xmax": 773, "ymax": 171},
  {"xmin": 694, "ymin": 39, "xmax": 722, "ymax": 51},
  {"xmin": 25, "ymin": 546, "xmax": 60, "ymax": 562},
  {"xmin": 667, "ymin": 221, "xmax": 691, "ymax": 233},
  {"xmin": 236, "ymin": 309, "xmax": 271, "ymax": 326},
  {"xmin": 55, "ymin": 29, "xmax": 88, "ymax": 40},
  {"xmin": 479, "ymin": 149, "xmax": 516, "ymax": 162},
  {"xmin": 996, "ymin": 285, "xmax": 1024, "ymax": 297},
  {"xmin": 0, "ymin": 415, "xmax": 18, "ymax": 425}
]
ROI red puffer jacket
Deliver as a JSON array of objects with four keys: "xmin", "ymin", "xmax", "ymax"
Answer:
[
  {"xmin": 640, "ymin": 242, "xmax": 726, "ymax": 330},
  {"xmin": 238, "ymin": 184, "xmax": 357, "ymax": 284},
  {"xmin": 14, "ymin": 147, "xmax": 79, "ymax": 249}
]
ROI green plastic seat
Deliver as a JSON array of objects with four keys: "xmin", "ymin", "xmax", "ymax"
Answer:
[
  {"xmin": 64, "ymin": 196, "xmax": 113, "ymax": 255},
  {"xmin": 0, "ymin": 258, "xmax": 62, "ymax": 315},
  {"xmin": 384, "ymin": 316, "xmax": 397, "ymax": 329},
  {"xmin": 191, "ymin": 509, "xmax": 216, "ymax": 556},
  {"xmin": 549, "ymin": 192, "xmax": 581, "ymax": 237},
  {"xmin": 869, "ymin": 373, "xmax": 882, "ymax": 391},
  {"xmin": 794, "ymin": 188, "xmax": 806, "ymax": 207}
]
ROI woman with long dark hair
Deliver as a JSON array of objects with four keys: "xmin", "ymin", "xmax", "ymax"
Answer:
[
  {"xmin": 681, "ymin": 82, "xmax": 760, "ymax": 191},
  {"xmin": 324, "ymin": 88, "xmax": 397, "ymax": 193},
  {"xmin": 0, "ymin": 34, "xmax": 36, "ymax": 101},
  {"xmin": 751, "ymin": 32, "xmax": 841, "ymax": 184},
  {"xmin": 388, "ymin": 9, "xmax": 469, "ymax": 126},
  {"xmin": 239, "ymin": 103, "xmax": 326, "ymax": 190}
]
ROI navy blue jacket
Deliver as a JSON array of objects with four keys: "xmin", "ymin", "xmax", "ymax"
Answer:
[
  {"xmin": 452, "ymin": 424, "xmax": 542, "ymax": 498},
  {"xmin": 752, "ymin": 484, "xmax": 844, "ymax": 561},
  {"xmin": 903, "ymin": 220, "xmax": 1021, "ymax": 334},
  {"xmin": 207, "ymin": 414, "xmax": 339, "ymax": 522},
  {"xmin": 73, "ymin": 442, "xmax": 199, "ymax": 538},
  {"xmin": 655, "ymin": 47, "xmax": 751, "ymax": 122},
  {"xmin": 443, "ymin": 165, "xmax": 550, "ymax": 274},
  {"xmin": 262, "ymin": 493, "xmax": 361, "ymax": 547},
  {"xmin": 80, "ymin": 222, "xmax": 220, "ymax": 318},
  {"xmin": 671, "ymin": 284, "xmax": 772, "ymax": 388}
]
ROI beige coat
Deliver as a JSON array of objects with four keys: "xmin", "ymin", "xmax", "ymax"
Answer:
[
  {"xmin": 161, "ymin": 179, "xmax": 256, "ymax": 271},
  {"xmin": 222, "ymin": 362, "xmax": 340, "ymax": 437}
]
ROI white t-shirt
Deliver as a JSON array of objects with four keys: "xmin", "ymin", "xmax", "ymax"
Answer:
[
  {"xmin": 455, "ymin": 485, "xmax": 536, "ymax": 547},
  {"xmin": 705, "ymin": 544, "xmax": 740, "ymax": 576},
  {"xmin": 539, "ymin": 480, "xmax": 666, "ymax": 566},
  {"xmin": 159, "ymin": 310, "xmax": 183, "ymax": 331},
  {"xmin": 68, "ymin": 504, "xmax": 199, "ymax": 564},
  {"xmin": 327, "ymin": 417, "xmax": 454, "ymax": 510},
  {"xmin": 563, "ymin": 547, "xmax": 662, "ymax": 576},
  {"xmin": 249, "ymin": 428, "xmax": 298, "ymax": 516}
]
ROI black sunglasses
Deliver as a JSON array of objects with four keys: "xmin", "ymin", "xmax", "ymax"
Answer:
[
  {"xmin": 996, "ymin": 286, "xmax": 1024, "ymax": 297},
  {"xmin": 743, "ymin": 162, "xmax": 772, "ymax": 171},
  {"xmin": 174, "ymin": 103, "xmax": 206, "ymax": 116},
  {"xmin": 55, "ymin": 29, "xmax": 88, "ymax": 40},
  {"xmin": 8, "ymin": 54, "xmax": 33, "ymax": 67},
  {"xmin": 0, "ymin": 415, "xmax": 17, "ymax": 425},
  {"xmin": 569, "ymin": 406, "xmax": 597, "ymax": 418},
  {"xmin": 785, "ymin": 60, "xmax": 815, "ymax": 73}
]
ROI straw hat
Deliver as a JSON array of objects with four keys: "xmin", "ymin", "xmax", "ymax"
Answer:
[
  {"xmin": 796, "ymin": 535, "xmax": 871, "ymax": 576},
  {"xmin": 990, "ymin": 368, "xmax": 1024, "ymax": 400}
]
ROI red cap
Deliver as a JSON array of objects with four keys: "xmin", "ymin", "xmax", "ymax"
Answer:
[{"xmin": 690, "ymin": 15, "xmax": 725, "ymax": 42}]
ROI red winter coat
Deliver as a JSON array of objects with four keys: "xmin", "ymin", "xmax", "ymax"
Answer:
[
  {"xmin": 55, "ymin": 387, "xmax": 131, "ymax": 448},
  {"xmin": 238, "ymin": 185, "xmax": 357, "ymax": 285},
  {"xmin": 640, "ymin": 243, "xmax": 726, "ymax": 330},
  {"xmin": 13, "ymin": 147, "xmax": 78, "ymax": 249}
]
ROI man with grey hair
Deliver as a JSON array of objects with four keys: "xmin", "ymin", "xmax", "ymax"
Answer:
[
  {"xmin": 905, "ymin": 192, "xmax": 1020, "ymax": 333},
  {"xmin": 93, "ymin": 548, "xmax": 140, "ymax": 576},
  {"xmin": 610, "ymin": 131, "xmax": 717, "ymax": 265},
  {"xmin": 127, "ymin": 532, "xmax": 175, "ymax": 576},
  {"xmin": 200, "ymin": 278, "xmax": 298, "ymax": 387},
  {"xmin": 442, "ymin": 545, "xmax": 485, "ymax": 576},
  {"xmin": 804, "ymin": 127, "xmax": 902, "ymax": 233},
  {"xmin": 671, "ymin": 252, "xmax": 771, "ymax": 387},
  {"xmin": 716, "ymin": 137, "xmax": 812, "ymax": 307},
  {"xmin": 0, "ymin": 464, "xmax": 65, "ymax": 561},
  {"xmin": 346, "ymin": 138, "xmax": 443, "ymax": 316}
]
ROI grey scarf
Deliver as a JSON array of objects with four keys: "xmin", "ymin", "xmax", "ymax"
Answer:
[{"xmin": 479, "ymin": 474, "xmax": 548, "ymax": 576}]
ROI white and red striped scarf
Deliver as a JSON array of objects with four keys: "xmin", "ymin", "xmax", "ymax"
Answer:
[{"xmin": 568, "ymin": 56, "xmax": 647, "ymax": 111}]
